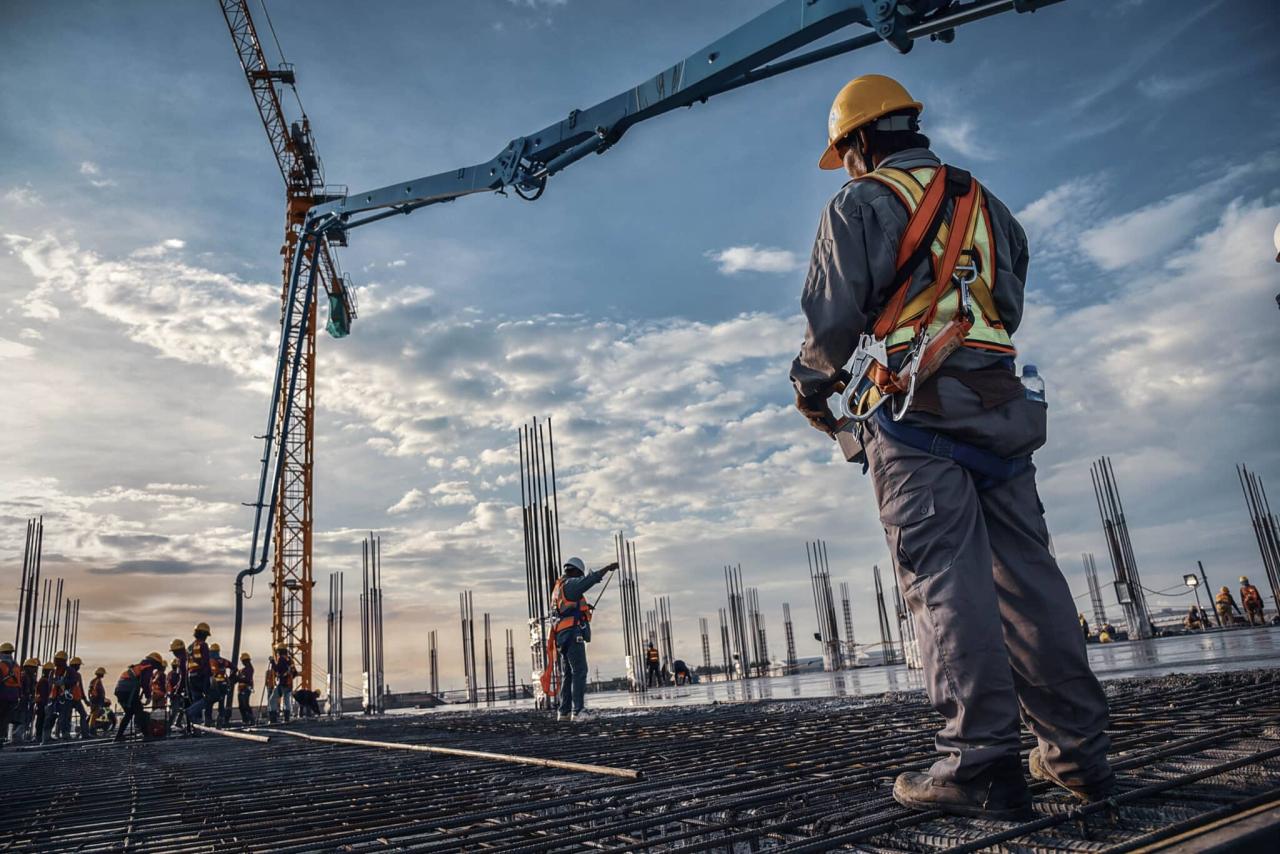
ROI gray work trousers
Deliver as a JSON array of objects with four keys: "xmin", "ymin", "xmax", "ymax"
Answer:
[
  {"xmin": 863, "ymin": 407, "xmax": 1111, "ymax": 787},
  {"xmin": 557, "ymin": 639, "xmax": 589, "ymax": 715}
]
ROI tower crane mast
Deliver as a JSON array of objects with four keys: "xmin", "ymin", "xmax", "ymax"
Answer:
[{"xmin": 218, "ymin": 0, "xmax": 357, "ymax": 692}]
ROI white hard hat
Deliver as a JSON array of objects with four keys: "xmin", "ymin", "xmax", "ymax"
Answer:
[
  {"xmin": 1273, "ymin": 221, "xmax": 1280, "ymax": 262},
  {"xmin": 563, "ymin": 557, "xmax": 586, "ymax": 574}
]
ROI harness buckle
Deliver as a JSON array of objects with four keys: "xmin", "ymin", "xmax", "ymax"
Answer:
[
  {"xmin": 837, "ymin": 333, "xmax": 892, "ymax": 424},
  {"xmin": 952, "ymin": 259, "xmax": 977, "ymax": 323},
  {"xmin": 889, "ymin": 331, "xmax": 931, "ymax": 422}
]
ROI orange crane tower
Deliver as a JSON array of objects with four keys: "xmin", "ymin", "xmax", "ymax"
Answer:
[{"xmin": 218, "ymin": 0, "xmax": 356, "ymax": 690}]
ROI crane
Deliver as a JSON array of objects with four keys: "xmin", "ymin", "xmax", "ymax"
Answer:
[
  {"xmin": 218, "ymin": 0, "xmax": 357, "ymax": 693},
  {"xmin": 226, "ymin": 0, "xmax": 1068, "ymax": 666}
]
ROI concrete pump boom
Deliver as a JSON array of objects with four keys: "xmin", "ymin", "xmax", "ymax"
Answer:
[{"xmin": 232, "ymin": 0, "xmax": 1069, "ymax": 664}]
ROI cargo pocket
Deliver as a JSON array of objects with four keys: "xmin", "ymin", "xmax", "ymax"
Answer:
[{"xmin": 879, "ymin": 486, "xmax": 938, "ymax": 579}]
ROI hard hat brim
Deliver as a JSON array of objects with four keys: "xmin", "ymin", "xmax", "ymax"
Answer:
[{"xmin": 818, "ymin": 142, "xmax": 844, "ymax": 171}]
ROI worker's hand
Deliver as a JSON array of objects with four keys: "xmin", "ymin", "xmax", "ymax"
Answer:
[
  {"xmin": 601, "ymin": 561, "xmax": 619, "ymax": 573},
  {"xmin": 795, "ymin": 370, "xmax": 850, "ymax": 437}
]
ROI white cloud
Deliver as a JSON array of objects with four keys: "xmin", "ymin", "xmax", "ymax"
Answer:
[
  {"xmin": 79, "ymin": 161, "xmax": 100, "ymax": 175},
  {"xmin": 387, "ymin": 488, "xmax": 428, "ymax": 515},
  {"xmin": 705, "ymin": 245, "xmax": 803, "ymax": 275},
  {"xmin": 79, "ymin": 160, "xmax": 117, "ymax": 188},
  {"xmin": 430, "ymin": 481, "xmax": 476, "ymax": 507},
  {"xmin": 931, "ymin": 119, "xmax": 995, "ymax": 161},
  {"xmin": 1077, "ymin": 189, "xmax": 1203, "ymax": 270},
  {"xmin": 0, "ymin": 337, "xmax": 37, "ymax": 360},
  {"xmin": 3, "ymin": 185, "xmax": 42, "ymax": 206}
]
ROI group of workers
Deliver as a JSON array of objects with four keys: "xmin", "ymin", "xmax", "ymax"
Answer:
[
  {"xmin": 1214, "ymin": 577, "xmax": 1270, "ymax": 627},
  {"xmin": 0, "ymin": 621, "xmax": 307, "ymax": 748}
]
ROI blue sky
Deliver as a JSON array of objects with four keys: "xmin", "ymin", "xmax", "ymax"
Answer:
[{"xmin": 2, "ymin": 0, "xmax": 1278, "ymax": 691}]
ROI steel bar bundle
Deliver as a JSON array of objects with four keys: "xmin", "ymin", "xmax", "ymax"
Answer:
[
  {"xmin": 782, "ymin": 602, "xmax": 798, "ymax": 673},
  {"xmin": 505, "ymin": 628, "xmax": 516, "ymax": 700},
  {"xmin": 1092, "ymin": 456, "xmax": 1152, "ymax": 639},
  {"xmin": 483, "ymin": 613, "xmax": 495, "ymax": 704},
  {"xmin": 873, "ymin": 564, "xmax": 899, "ymax": 666},
  {"xmin": 698, "ymin": 616, "xmax": 711, "ymax": 672},
  {"xmin": 1238, "ymin": 464, "xmax": 1280, "ymax": 613},
  {"xmin": 427, "ymin": 629, "xmax": 439, "ymax": 695},
  {"xmin": 723, "ymin": 565, "xmax": 752, "ymax": 679},
  {"xmin": 746, "ymin": 587, "xmax": 768, "ymax": 676},
  {"xmin": 13, "ymin": 516, "xmax": 43, "ymax": 663},
  {"xmin": 807, "ymin": 540, "xmax": 843, "ymax": 671},
  {"xmin": 840, "ymin": 581, "xmax": 856, "ymax": 667},
  {"xmin": 656, "ymin": 596, "xmax": 674, "ymax": 673},
  {"xmin": 326, "ymin": 572, "xmax": 344, "ymax": 716},
  {"xmin": 360, "ymin": 534, "xmax": 386, "ymax": 712},
  {"xmin": 459, "ymin": 591, "xmax": 477, "ymax": 703},
  {"xmin": 891, "ymin": 582, "xmax": 920, "ymax": 669},
  {"xmin": 1083, "ymin": 552, "xmax": 1109, "ymax": 628},
  {"xmin": 718, "ymin": 608, "xmax": 732, "ymax": 679},
  {"xmin": 614, "ymin": 531, "xmax": 645, "ymax": 693},
  {"xmin": 518, "ymin": 417, "xmax": 563, "ymax": 705}
]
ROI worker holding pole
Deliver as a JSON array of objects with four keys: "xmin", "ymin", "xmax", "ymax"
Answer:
[
  {"xmin": 790, "ymin": 75, "xmax": 1113, "ymax": 818},
  {"xmin": 546, "ymin": 557, "xmax": 617, "ymax": 722}
]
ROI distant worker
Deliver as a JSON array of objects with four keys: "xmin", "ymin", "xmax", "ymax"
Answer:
[
  {"xmin": 548, "ymin": 557, "xmax": 617, "ymax": 722},
  {"xmin": 672, "ymin": 659, "xmax": 692, "ymax": 686},
  {"xmin": 1078, "ymin": 614, "xmax": 1090, "ymax": 640},
  {"xmin": 166, "ymin": 639, "xmax": 191, "ymax": 732},
  {"xmin": 268, "ymin": 643, "xmax": 297, "ymax": 724},
  {"xmin": 293, "ymin": 688, "xmax": 322, "ymax": 717},
  {"xmin": 791, "ymin": 75, "xmax": 1113, "ymax": 817},
  {"xmin": 1215, "ymin": 586, "xmax": 1242, "ymax": 627},
  {"xmin": 114, "ymin": 653, "xmax": 164, "ymax": 742},
  {"xmin": 88, "ymin": 666, "xmax": 109, "ymax": 735},
  {"xmin": 62, "ymin": 655, "xmax": 89, "ymax": 739},
  {"xmin": 644, "ymin": 642, "xmax": 662, "ymax": 688},
  {"xmin": 185, "ymin": 623, "xmax": 214, "ymax": 726},
  {"xmin": 16, "ymin": 658, "xmax": 39, "ymax": 744},
  {"xmin": 47, "ymin": 650, "xmax": 71, "ymax": 742},
  {"xmin": 1240, "ymin": 576, "xmax": 1266, "ymax": 626},
  {"xmin": 1184, "ymin": 605, "xmax": 1205, "ymax": 632},
  {"xmin": 1098, "ymin": 629, "xmax": 1113, "ymax": 644},
  {"xmin": 0, "ymin": 642, "xmax": 19, "ymax": 748},
  {"xmin": 236, "ymin": 652, "xmax": 256, "ymax": 725},
  {"xmin": 209, "ymin": 643, "xmax": 231, "ymax": 726}
]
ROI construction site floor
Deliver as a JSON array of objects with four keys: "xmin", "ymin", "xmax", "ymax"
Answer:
[{"xmin": 5, "ymin": 669, "xmax": 1280, "ymax": 852}]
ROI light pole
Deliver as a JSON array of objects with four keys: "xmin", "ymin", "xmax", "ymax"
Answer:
[{"xmin": 1183, "ymin": 573, "xmax": 1204, "ymax": 630}]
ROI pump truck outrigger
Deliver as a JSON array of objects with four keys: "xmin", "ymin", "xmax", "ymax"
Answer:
[{"xmin": 226, "ymin": 0, "xmax": 1072, "ymax": 675}]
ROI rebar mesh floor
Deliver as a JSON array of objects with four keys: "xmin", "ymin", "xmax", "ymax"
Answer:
[{"xmin": 5, "ymin": 670, "xmax": 1280, "ymax": 852}]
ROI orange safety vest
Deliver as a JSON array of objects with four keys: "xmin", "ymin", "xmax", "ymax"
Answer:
[
  {"xmin": 1242, "ymin": 585, "xmax": 1263, "ymax": 608},
  {"xmin": 0, "ymin": 658, "xmax": 19, "ymax": 689},
  {"xmin": 539, "ymin": 578, "xmax": 595, "ymax": 698},
  {"xmin": 645, "ymin": 647, "xmax": 660, "ymax": 665},
  {"xmin": 69, "ymin": 670, "xmax": 85, "ymax": 701}
]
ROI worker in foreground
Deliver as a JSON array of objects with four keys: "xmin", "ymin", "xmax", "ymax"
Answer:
[
  {"xmin": 185, "ymin": 623, "xmax": 213, "ymax": 725},
  {"xmin": 790, "ymin": 75, "xmax": 1114, "ymax": 818},
  {"xmin": 549, "ymin": 557, "xmax": 617, "ymax": 722},
  {"xmin": 114, "ymin": 652, "xmax": 163, "ymax": 742},
  {"xmin": 1216, "ymin": 586, "xmax": 1242, "ymax": 627},
  {"xmin": 1240, "ymin": 576, "xmax": 1266, "ymax": 626}
]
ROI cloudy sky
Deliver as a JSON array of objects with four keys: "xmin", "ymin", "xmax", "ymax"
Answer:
[{"xmin": 2, "ymin": 0, "xmax": 1278, "ymax": 694}]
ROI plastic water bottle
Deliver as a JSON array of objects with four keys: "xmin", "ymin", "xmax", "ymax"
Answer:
[{"xmin": 1021, "ymin": 363, "xmax": 1046, "ymax": 403}]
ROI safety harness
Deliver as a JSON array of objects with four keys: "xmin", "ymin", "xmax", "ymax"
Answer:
[
  {"xmin": 539, "ymin": 577, "xmax": 595, "ymax": 698},
  {"xmin": 835, "ymin": 163, "xmax": 1029, "ymax": 489}
]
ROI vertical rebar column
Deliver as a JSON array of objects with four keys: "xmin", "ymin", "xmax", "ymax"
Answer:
[
  {"xmin": 1083, "ymin": 553, "xmax": 1108, "ymax": 628},
  {"xmin": 839, "ymin": 581, "xmax": 856, "ymax": 668},
  {"xmin": 360, "ymin": 540, "xmax": 370, "ymax": 713},
  {"xmin": 36, "ymin": 578, "xmax": 50, "ymax": 663},
  {"xmin": 657, "ymin": 596, "xmax": 674, "ymax": 674},
  {"xmin": 1239, "ymin": 464, "xmax": 1280, "ymax": 614},
  {"xmin": 783, "ymin": 603, "xmax": 797, "ymax": 674},
  {"xmin": 519, "ymin": 417, "xmax": 565, "ymax": 708},
  {"xmin": 459, "ymin": 591, "xmax": 477, "ymax": 704},
  {"xmin": 873, "ymin": 564, "xmax": 898, "ymax": 666},
  {"xmin": 49, "ymin": 578, "xmax": 63, "ymax": 659},
  {"xmin": 337, "ymin": 571, "xmax": 344, "ymax": 715},
  {"xmin": 699, "ymin": 617, "xmax": 711, "ymax": 673},
  {"xmin": 747, "ymin": 587, "xmax": 768, "ymax": 676},
  {"xmin": 327, "ymin": 573, "xmax": 335, "ymax": 715},
  {"xmin": 505, "ymin": 628, "xmax": 516, "ymax": 700},
  {"xmin": 807, "ymin": 541, "xmax": 843, "ymax": 671},
  {"xmin": 1091, "ymin": 457, "xmax": 1152, "ymax": 639},
  {"xmin": 724, "ymin": 565, "xmax": 752, "ymax": 679},
  {"xmin": 428, "ymin": 629, "xmax": 439, "ymax": 695},
  {"xmin": 16, "ymin": 517, "xmax": 43, "ymax": 663},
  {"xmin": 718, "ymin": 608, "xmax": 732, "ymax": 680},
  {"xmin": 69, "ymin": 599, "xmax": 80, "ymax": 659},
  {"xmin": 483, "ymin": 613, "xmax": 494, "ymax": 705},
  {"xmin": 616, "ymin": 532, "xmax": 645, "ymax": 693},
  {"xmin": 891, "ymin": 583, "xmax": 918, "ymax": 668},
  {"xmin": 375, "ymin": 535, "xmax": 385, "ymax": 712}
]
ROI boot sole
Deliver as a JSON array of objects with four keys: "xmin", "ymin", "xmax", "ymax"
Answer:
[
  {"xmin": 892, "ymin": 788, "xmax": 1034, "ymax": 821},
  {"xmin": 1029, "ymin": 753, "xmax": 1116, "ymax": 803}
]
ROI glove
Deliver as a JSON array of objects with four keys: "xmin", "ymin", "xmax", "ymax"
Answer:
[
  {"xmin": 601, "ymin": 561, "xmax": 619, "ymax": 573},
  {"xmin": 795, "ymin": 370, "xmax": 851, "ymax": 437}
]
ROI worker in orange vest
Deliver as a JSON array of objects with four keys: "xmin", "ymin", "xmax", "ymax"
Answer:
[
  {"xmin": 61, "ymin": 655, "xmax": 90, "ymax": 739},
  {"xmin": 791, "ymin": 75, "xmax": 1112, "ymax": 817},
  {"xmin": 1215, "ymin": 586, "xmax": 1241, "ymax": 627},
  {"xmin": 548, "ymin": 557, "xmax": 617, "ymax": 722},
  {"xmin": 87, "ymin": 666, "xmax": 110, "ymax": 735},
  {"xmin": 114, "ymin": 653, "xmax": 164, "ymax": 742},
  {"xmin": 0, "ymin": 642, "xmax": 19, "ymax": 748},
  {"xmin": 1240, "ymin": 576, "xmax": 1266, "ymax": 626}
]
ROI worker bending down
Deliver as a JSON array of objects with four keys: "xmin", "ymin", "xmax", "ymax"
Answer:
[
  {"xmin": 1216, "ymin": 586, "xmax": 1242, "ymax": 627},
  {"xmin": 672, "ymin": 659, "xmax": 692, "ymax": 686},
  {"xmin": 550, "ymin": 557, "xmax": 617, "ymax": 722},
  {"xmin": 1240, "ymin": 576, "xmax": 1266, "ymax": 626},
  {"xmin": 790, "ymin": 75, "xmax": 1113, "ymax": 818},
  {"xmin": 114, "ymin": 653, "xmax": 164, "ymax": 742}
]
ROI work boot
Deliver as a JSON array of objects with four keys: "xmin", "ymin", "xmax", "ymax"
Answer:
[
  {"xmin": 893, "ymin": 758, "xmax": 1033, "ymax": 820},
  {"xmin": 572, "ymin": 709, "xmax": 595, "ymax": 723},
  {"xmin": 556, "ymin": 710, "xmax": 568, "ymax": 722},
  {"xmin": 1028, "ymin": 747, "xmax": 1116, "ymax": 803},
  {"xmin": 268, "ymin": 711, "xmax": 278, "ymax": 724}
]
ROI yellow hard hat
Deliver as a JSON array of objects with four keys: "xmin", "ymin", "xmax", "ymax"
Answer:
[
  {"xmin": 194, "ymin": 622, "xmax": 211, "ymax": 635},
  {"xmin": 170, "ymin": 639, "xmax": 185, "ymax": 652},
  {"xmin": 69, "ymin": 656, "xmax": 82, "ymax": 666},
  {"xmin": 240, "ymin": 652, "xmax": 252, "ymax": 662},
  {"xmin": 210, "ymin": 643, "xmax": 221, "ymax": 653},
  {"xmin": 0, "ymin": 642, "xmax": 13, "ymax": 654},
  {"xmin": 42, "ymin": 661, "xmax": 55, "ymax": 670},
  {"xmin": 94, "ymin": 666, "xmax": 106, "ymax": 676},
  {"xmin": 1221, "ymin": 586, "xmax": 1230, "ymax": 593},
  {"xmin": 24, "ymin": 657, "xmax": 39, "ymax": 668},
  {"xmin": 171, "ymin": 658, "xmax": 180, "ymax": 667},
  {"xmin": 820, "ymin": 74, "xmax": 923, "ymax": 170},
  {"xmin": 275, "ymin": 643, "xmax": 288, "ymax": 652},
  {"xmin": 54, "ymin": 650, "xmax": 68, "ymax": 661},
  {"xmin": 1240, "ymin": 576, "xmax": 1249, "ymax": 584},
  {"xmin": 147, "ymin": 652, "xmax": 164, "ymax": 665}
]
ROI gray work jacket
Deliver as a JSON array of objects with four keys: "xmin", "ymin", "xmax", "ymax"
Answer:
[{"xmin": 789, "ymin": 148, "xmax": 1029, "ymax": 398}]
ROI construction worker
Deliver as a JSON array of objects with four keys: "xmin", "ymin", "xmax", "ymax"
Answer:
[
  {"xmin": 268, "ymin": 643, "xmax": 296, "ymax": 723},
  {"xmin": 60, "ymin": 655, "xmax": 89, "ymax": 738},
  {"xmin": 35, "ymin": 661, "xmax": 54, "ymax": 744},
  {"xmin": 293, "ymin": 688, "xmax": 322, "ymax": 717},
  {"xmin": 1215, "ymin": 586, "xmax": 1242, "ymax": 627},
  {"xmin": 209, "ymin": 643, "xmax": 231, "ymax": 726},
  {"xmin": 672, "ymin": 659, "xmax": 692, "ymax": 686},
  {"xmin": 16, "ymin": 658, "xmax": 39, "ymax": 743},
  {"xmin": 0, "ymin": 642, "xmax": 19, "ymax": 748},
  {"xmin": 791, "ymin": 75, "xmax": 1113, "ymax": 817},
  {"xmin": 1240, "ymin": 576, "xmax": 1266, "ymax": 626},
  {"xmin": 644, "ymin": 641, "xmax": 662, "ymax": 688},
  {"xmin": 87, "ymin": 666, "xmax": 109, "ymax": 735},
  {"xmin": 46, "ymin": 650, "xmax": 71, "ymax": 742},
  {"xmin": 236, "ymin": 652, "xmax": 256, "ymax": 725},
  {"xmin": 185, "ymin": 622, "xmax": 213, "ymax": 726},
  {"xmin": 114, "ymin": 652, "xmax": 164, "ymax": 742},
  {"xmin": 1078, "ymin": 614, "xmax": 1090, "ymax": 641},
  {"xmin": 166, "ymin": 639, "xmax": 191, "ymax": 732},
  {"xmin": 1184, "ymin": 605, "xmax": 1205, "ymax": 632},
  {"xmin": 550, "ymin": 557, "xmax": 618, "ymax": 722}
]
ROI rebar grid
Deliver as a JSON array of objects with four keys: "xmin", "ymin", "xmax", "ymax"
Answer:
[{"xmin": 4, "ymin": 670, "xmax": 1279, "ymax": 852}]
